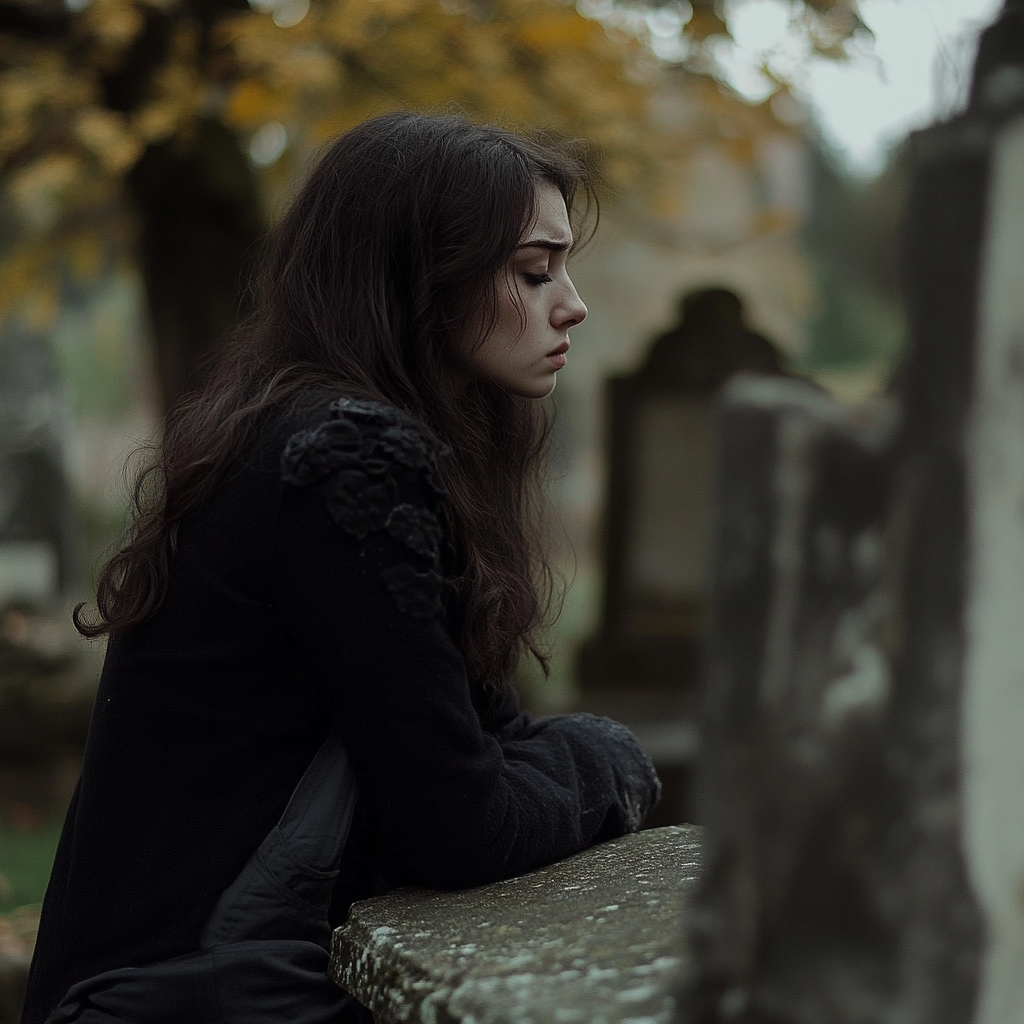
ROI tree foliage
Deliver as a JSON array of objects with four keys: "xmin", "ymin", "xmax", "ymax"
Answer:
[{"xmin": 0, "ymin": 0, "xmax": 866, "ymax": 404}]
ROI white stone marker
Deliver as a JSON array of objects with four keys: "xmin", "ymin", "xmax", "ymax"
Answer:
[{"xmin": 964, "ymin": 113, "xmax": 1024, "ymax": 1024}]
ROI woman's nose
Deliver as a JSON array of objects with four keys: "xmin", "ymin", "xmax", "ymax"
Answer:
[{"xmin": 555, "ymin": 279, "xmax": 588, "ymax": 329}]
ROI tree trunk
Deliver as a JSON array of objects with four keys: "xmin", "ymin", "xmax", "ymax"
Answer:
[{"xmin": 128, "ymin": 118, "xmax": 264, "ymax": 412}]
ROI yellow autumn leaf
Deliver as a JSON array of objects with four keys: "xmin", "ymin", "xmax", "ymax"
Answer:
[
  {"xmin": 69, "ymin": 234, "xmax": 105, "ymax": 280},
  {"xmin": 133, "ymin": 99, "xmax": 183, "ymax": 143},
  {"xmin": 79, "ymin": 0, "xmax": 146, "ymax": 50},
  {"xmin": 76, "ymin": 107, "xmax": 145, "ymax": 173},
  {"xmin": 7, "ymin": 154, "xmax": 87, "ymax": 233},
  {"xmin": 21, "ymin": 279, "xmax": 61, "ymax": 330},
  {"xmin": 515, "ymin": 10, "xmax": 599, "ymax": 51},
  {"xmin": 0, "ymin": 246, "xmax": 42, "ymax": 315},
  {"xmin": 224, "ymin": 79, "xmax": 292, "ymax": 129},
  {"xmin": 278, "ymin": 45, "xmax": 343, "ymax": 93}
]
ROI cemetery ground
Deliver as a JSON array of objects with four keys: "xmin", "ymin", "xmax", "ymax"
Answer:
[
  {"xmin": 0, "ymin": 813, "xmax": 59, "ymax": 992},
  {"xmin": 0, "ymin": 799, "xmax": 62, "ymax": 1022},
  {"xmin": 0, "ymin": 808, "xmax": 61, "ymax": 916},
  {"xmin": 0, "ymin": 607, "xmax": 99, "ymax": 1022}
]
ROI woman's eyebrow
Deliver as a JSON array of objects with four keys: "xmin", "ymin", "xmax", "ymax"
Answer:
[{"xmin": 517, "ymin": 238, "xmax": 572, "ymax": 252}]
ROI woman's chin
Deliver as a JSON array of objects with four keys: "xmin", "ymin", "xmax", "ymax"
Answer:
[{"xmin": 516, "ymin": 372, "xmax": 559, "ymax": 400}]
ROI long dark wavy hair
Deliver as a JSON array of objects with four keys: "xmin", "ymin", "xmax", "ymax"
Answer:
[{"xmin": 76, "ymin": 111, "xmax": 596, "ymax": 691}]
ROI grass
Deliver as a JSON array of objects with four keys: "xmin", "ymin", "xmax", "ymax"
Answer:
[{"xmin": 0, "ymin": 811, "xmax": 63, "ymax": 915}]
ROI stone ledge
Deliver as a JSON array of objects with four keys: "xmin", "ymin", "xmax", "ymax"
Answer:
[{"xmin": 330, "ymin": 824, "xmax": 701, "ymax": 1024}]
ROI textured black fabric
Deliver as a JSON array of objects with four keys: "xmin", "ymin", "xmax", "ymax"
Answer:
[
  {"xmin": 44, "ymin": 942, "xmax": 356, "ymax": 1024},
  {"xmin": 24, "ymin": 393, "xmax": 659, "ymax": 1024},
  {"xmin": 44, "ymin": 733, "xmax": 359, "ymax": 1024}
]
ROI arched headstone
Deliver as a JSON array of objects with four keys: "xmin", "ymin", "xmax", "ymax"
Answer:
[{"xmin": 577, "ymin": 288, "xmax": 790, "ymax": 825}]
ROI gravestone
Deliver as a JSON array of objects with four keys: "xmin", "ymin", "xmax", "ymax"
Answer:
[
  {"xmin": 0, "ymin": 319, "xmax": 79, "ymax": 608},
  {"xmin": 331, "ymin": 825, "xmax": 701, "ymax": 1024},
  {"xmin": 577, "ymin": 288, "xmax": 788, "ymax": 824},
  {"xmin": 678, "ymin": 3, "xmax": 1024, "ymax": 1021},
  {"xmin": 0, "ymin": 320, "xmax": 88, "ymax": 1024},
  {"xmin": 579, "ymin": 288, "xmax": 785, "ymax": 694}
]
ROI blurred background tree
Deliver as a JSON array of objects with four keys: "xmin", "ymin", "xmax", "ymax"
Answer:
[{"xmin": 0, "ymin": 0, "xmax": 865, "ymax": 410}]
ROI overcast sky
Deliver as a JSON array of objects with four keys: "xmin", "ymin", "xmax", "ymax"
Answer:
[{"xmin": 719, "ymin": 0, "xmax": 1004, "ymax": 175}]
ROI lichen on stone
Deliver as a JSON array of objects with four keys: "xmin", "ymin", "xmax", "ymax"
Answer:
[{"xmin": 331, "ymin": 825, "xmax": 702, "ymax": 1024}]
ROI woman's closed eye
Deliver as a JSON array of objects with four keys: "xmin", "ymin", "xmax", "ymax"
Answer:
[{"xmin": 522, "ymin": 271, "xmax": 552, "ymax": 286}]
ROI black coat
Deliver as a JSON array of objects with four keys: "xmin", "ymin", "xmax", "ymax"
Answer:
[{"xmin": 23, "ymin": 394, "xmax": 659, "ymax": 1023}]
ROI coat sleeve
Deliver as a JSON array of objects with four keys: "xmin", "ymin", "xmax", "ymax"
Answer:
[{"xmin": 273, "ymin": 398, "xmax": 660, "ymax": 888}]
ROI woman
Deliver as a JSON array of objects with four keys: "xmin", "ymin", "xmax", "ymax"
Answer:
[{"xmin": 24, "ymin": 112, "xmax": 661, "ymax": 1024}]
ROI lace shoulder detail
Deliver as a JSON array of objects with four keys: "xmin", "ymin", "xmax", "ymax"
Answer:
[{"xmin": 281, "ymin": 398, "xmax": 449, "ymax": 619}]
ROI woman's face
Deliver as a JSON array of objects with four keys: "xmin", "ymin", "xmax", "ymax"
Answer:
[{"xmin": 459, "ymin": 181, "xmax": 588, "ymax": 399}]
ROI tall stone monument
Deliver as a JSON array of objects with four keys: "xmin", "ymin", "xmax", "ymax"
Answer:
[{"xmin": 679, "ymin": 3, "xmax": 1024, "ymax": 1021}]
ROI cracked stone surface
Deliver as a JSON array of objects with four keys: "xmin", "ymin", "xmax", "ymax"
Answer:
[{"xmin": 330, "ymin": 824, "xmax": 701, "ymax": 1024}]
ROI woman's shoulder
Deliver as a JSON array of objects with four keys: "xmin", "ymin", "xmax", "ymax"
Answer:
[
  {"xmin": 272, "ymin": 391, "xmax": 452, "ymax": 620},
  {"xmin": 278, "ymin": 394, "xmax": 441, "ymax": 479},
  {"xmin": 276, "ymin": 394, "xmax": 446, "ymax": 504}
]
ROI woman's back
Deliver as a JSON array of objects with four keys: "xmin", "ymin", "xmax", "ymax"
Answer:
[
  {"xmin": 25, "ymin": 394, "xmax": 336, "ymax": 1017},
  {"xmin": 25, "ymin": 394, "xmax": 658, "ymax": 1023}
]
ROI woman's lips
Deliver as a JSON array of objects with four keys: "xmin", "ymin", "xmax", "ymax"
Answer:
[{"xmin": 547, "ymin": 341, "xmax": 569, "ymax": 368}]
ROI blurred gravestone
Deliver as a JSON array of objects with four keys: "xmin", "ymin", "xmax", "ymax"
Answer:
[
  {"xmin": 678, "ymin": 3, "xmax": 1024, "ymax": 1021},
  {"xmin": 0, "ymin": 316, "xmax": 92, "ymax": 768},
  {"xmin": 577, "ymin": 288, "xmax": 787, "ymax": 826},
  {"xmin": 0, "ymin": 323, "xmax": 94, "ymax": 1024},
  {"xmin": 0, "ymin": 319, "xmax": 79, "ymax": 608}
]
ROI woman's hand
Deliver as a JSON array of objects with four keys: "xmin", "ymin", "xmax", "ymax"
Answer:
[{"xmin": 507, "ymin": 712, "xmax": 662, "ymax": 836}]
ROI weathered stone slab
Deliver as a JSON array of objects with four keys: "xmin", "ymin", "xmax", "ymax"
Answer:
[
  {"xmin": 677, "ymin": 8, "xmax": 1024, "ymax": 1021},
  {"xmin": 331, "ymin": 825, "xmax": 701, "ymax": 1024},
  {"xmin": 679, "ymin": 376, "xmax": 901, "ymax": 1024}
]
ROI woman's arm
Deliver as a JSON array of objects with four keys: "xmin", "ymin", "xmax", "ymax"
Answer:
[{"xmin": 274, "ymin": 399, "xmax": 659, "ymax": 889}]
